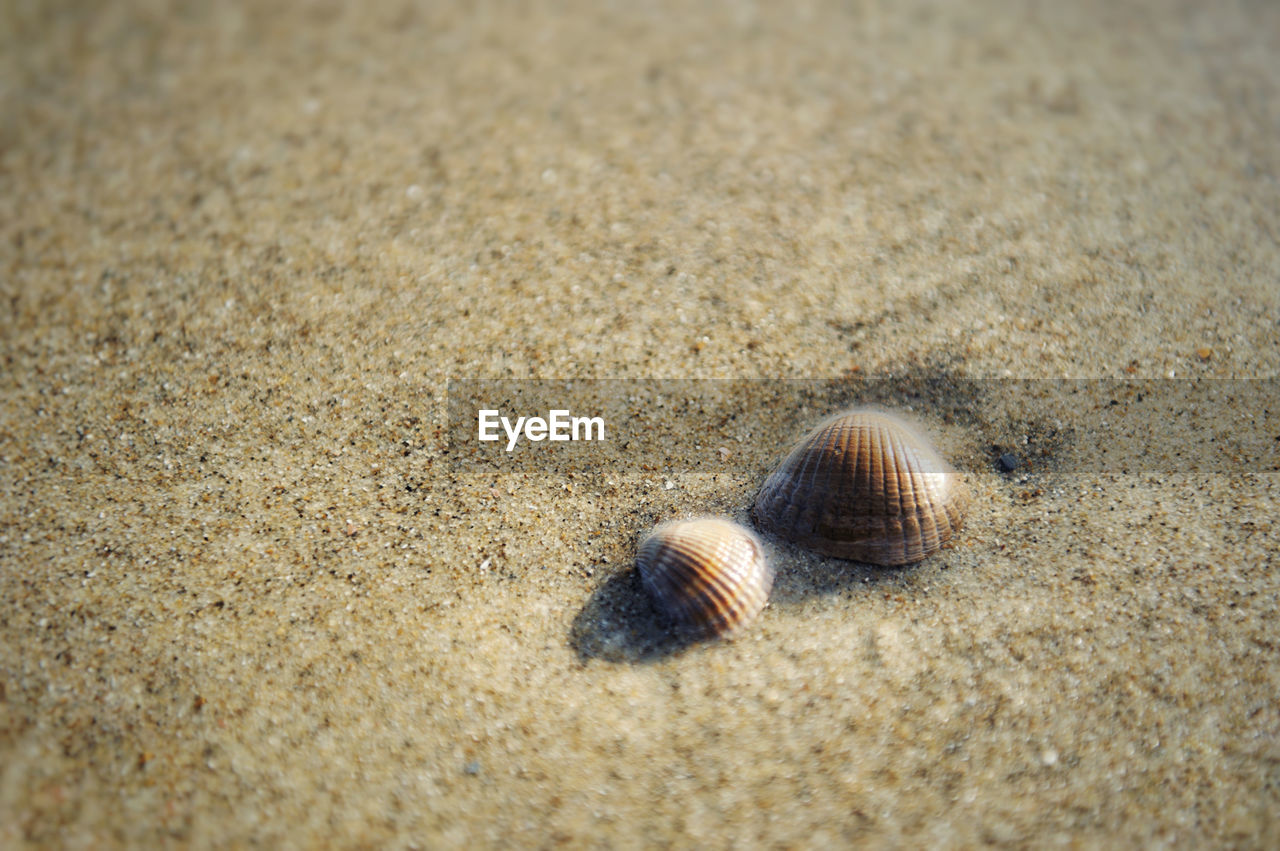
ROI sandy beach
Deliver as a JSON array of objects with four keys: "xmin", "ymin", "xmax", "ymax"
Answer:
[{"xmin": 2, "ymin": 1, "xmax": 1278, "ymax": 847}]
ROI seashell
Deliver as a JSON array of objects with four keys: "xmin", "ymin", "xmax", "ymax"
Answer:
[
  {"xmin": 636, "ymin": 518, "xmax": 774, "ymax": 638},
  {"xmin": 753, "ymin": 408, "xmax": 967, "ymax": 565}
]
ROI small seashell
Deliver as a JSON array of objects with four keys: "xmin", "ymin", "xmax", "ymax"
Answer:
[
  {"xmin": 636, "ymin": 518, "xmax": 774, "ymax": 638},
  {"xmin": 753, "ymin": 408, "xmax": 967, "ymax": 565}
]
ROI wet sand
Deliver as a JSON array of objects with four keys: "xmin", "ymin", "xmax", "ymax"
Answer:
[{"xmin": 2, "ymin": 1, "xmax": 1278, "ymax": 847}]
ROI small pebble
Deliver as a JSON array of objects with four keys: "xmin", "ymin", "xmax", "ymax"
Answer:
[
  {"xmin": 463, "ymin": 761, "xmax": 480, "ymax": 775},
  {"xmin": 997, "ymin": 453, "xmax": 1019, "ymax": 473},
  {"xmin": 1195, "ymin": 346, "xmax": 1212, "ymax": 361}
]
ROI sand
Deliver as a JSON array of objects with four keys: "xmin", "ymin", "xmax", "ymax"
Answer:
[{"xmin": 2, "ymin": 0, "xmax": 1278, "ymax": 847}]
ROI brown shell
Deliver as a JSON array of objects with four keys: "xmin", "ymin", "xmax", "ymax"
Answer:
[
  {"xmin": 752, "ymin": 409, "xmax": 967, "ymax": 565},
  {"xmin": 636, "ymin": 518, "xmax": 774, "ymax": 638}
]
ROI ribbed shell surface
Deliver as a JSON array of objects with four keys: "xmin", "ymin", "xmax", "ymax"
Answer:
[
  {"xmin": 753, "ymin": 410, "xmax": 967, "ymax": 565},
  {"xmin": 637, "ymin": 518, "xmax": 773, "ymax": 638}
]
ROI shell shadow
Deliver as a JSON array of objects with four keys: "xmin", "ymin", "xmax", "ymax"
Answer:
[
  {"xmin": 569, "ymin": 540, "xmax": 929, "ymax": 665},
  {"xmin": 569, "ymin": 566, "xmax": 716, "ymax": 663}
]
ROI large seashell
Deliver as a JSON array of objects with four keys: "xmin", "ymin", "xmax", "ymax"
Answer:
[
  {"xmin": 636, "ymin": 518, "xmax": 774, "ymax": 638},
  {"xmin": 753, "ymin": 408, "xmax": 967, "ymax": 565}
]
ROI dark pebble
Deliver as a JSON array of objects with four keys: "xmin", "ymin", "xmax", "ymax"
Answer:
[{"xmin": 997, "ymin": 453, "xmax": 1019, "ymax": 473}]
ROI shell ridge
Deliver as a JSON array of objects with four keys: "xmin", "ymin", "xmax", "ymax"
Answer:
[
  {"xmin": 675, "ymin": 537, "xmax": 736, "ymax": 627},
  {"xmin": 802, "ymin": 424, "xmax": 833, "ymax": 533},
  {"xmin": 666, "ymin": 544, "xmax": 716, "ymax": 628},
  {"xmin": 815, "ymin": 424, "xmax": 842, "ymax": 538},
  {"xmin": 694, "ymin": 544, "xmax": 745, "ymax": 624},
  {"xmin": 752, "ymin": 409, "xmax": 966, "ymax": 566},
  {"xmin": 880, "ymin": 420, "xmax": 903, "ymax": 561},
  {"xmin": 637, "ymin": 518, "xmax": 772, "ymax": 638},
  {"xmin": 695, "ymin": 531, "xmax": 752, "ymax": 610},
  {"xmin": 896, "ymin": 423, "xmax": 923, "ymax": 561}
]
